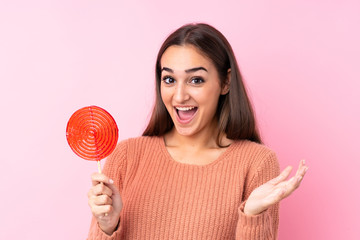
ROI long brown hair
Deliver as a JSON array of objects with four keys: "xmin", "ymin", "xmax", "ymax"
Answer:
[{"xmin": 143, "ymin": 23, "xmax": 262, "ymax": 145}]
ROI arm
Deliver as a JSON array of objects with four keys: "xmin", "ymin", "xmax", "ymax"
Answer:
[
  {"xmin": 236, "ymin": 152, "xmax": 280, "ymax": 240},
  {"xmin": 236, "ymin": 152, "xmax": 308, "ymax": 240},
  {"xmin": 87, "ymin": 140, "xmax": 128, "ymax": 240}
]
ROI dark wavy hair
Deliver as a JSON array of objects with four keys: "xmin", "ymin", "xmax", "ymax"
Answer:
[{"xmin": 143, "ymin": 23, "xmax": 262, "ymax": 145}]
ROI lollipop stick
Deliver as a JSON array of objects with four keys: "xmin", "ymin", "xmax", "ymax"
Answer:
[{"xmin": 97, "ymin": 160, "xmax": 102, "ymax": 174}]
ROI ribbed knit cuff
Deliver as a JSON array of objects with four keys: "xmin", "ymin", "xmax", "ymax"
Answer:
[
  {"xmin": 87, "ymin": 218, "xmax": 122, "ymax": 240},
  {"xmin": 236, "ymin": 201, "xmax": 273, "ymax": 239}
]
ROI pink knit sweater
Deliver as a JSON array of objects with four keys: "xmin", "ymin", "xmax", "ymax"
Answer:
[{"xmin": 87, "ymin": 136, "xmax": 280, "ymax": 239}]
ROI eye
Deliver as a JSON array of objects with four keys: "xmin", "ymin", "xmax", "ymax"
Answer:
[
  {"xmin": 190, "ymin": 77, "xmax": 204, "ymax": 84},
  {"xmin": 162, "ymin": 76, "xmax": 175, "ymax": 84}
]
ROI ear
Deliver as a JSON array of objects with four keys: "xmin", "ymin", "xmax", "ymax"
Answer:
[{"xmin": 221, "ymin": 68, "xmax": 231, "ymax": 95}]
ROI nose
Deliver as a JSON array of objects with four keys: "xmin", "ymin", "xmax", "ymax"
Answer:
[{"xmin": 173, "ymin": 82, "xmax": 190, "ymax": 103}]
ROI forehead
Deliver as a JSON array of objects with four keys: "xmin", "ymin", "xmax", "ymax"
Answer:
[{"xmin": 160, "ymin": 45, "xmax": 214, "ymax": 71}]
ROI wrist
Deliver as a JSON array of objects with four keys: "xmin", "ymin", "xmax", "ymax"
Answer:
[
  {"xmin": 243, "ymin": 207, "xmax": 256, "ymax": 216},
  {"xmin": 243, "ymin": 202, "xmax": 265, "ymax": 216},
  {"xmin": 99, "ymin": 217, "xmax": 120, "ymax": 236}
]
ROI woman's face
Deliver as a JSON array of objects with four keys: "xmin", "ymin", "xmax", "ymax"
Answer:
[{"xmin": 160, "ymin": 44, "xmax": 228, "ymax": 137}]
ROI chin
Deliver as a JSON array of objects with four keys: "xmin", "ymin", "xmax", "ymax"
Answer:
[{"xmin": 174, "ymin": 125, "xmax": 196, "ymax": 136}]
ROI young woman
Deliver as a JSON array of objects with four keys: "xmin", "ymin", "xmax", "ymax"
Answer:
[{"xmin": 87, "ymin": 23, "xmax": 308, "ymax": 240}]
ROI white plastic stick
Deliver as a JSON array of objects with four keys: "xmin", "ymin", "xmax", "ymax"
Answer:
[{"xmin": 97, "ymin": 160, "xmax": 102, "ymax": 173}]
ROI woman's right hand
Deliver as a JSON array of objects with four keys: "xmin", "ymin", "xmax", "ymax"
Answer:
[{"xmin": 88, "ymin": 173, "xmax": 123, "ymax": 236}]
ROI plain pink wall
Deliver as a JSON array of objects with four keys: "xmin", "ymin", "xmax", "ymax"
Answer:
[{"xmin": 1, "ymin": 0, "xmax": 359, "ymax": 239}]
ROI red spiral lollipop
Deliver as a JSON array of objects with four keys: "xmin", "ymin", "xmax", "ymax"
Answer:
[{"xmin": 66, "ymin": 106, "xmax": 118, "ymax": 173}]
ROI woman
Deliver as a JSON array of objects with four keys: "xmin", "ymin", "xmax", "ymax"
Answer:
[{"xmin": 87, "ymin": 23, "xmax": 308, "ymax": 239}]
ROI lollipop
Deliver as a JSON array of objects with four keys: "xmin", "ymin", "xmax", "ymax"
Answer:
[{"xmin": 66, "ymin": 106, "xmax": 118, "ymax": 173}]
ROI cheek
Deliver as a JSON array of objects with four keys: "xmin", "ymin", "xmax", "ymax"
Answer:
[
  {"xmin": 160, "ymin": 86, "xmax": 172, "ymax": 107},
  {"xmin": 194, "ymin": 87, "xmax": 221, "ymax": 109}
]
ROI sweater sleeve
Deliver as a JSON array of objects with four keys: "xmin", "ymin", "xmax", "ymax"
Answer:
[
  {"xmin": 236, "ymin": 151, "xmax": 280, "ymax": 240},
  {"xmin": 87, "ymin": 139, "xmax": 128, "ymax": 240}
]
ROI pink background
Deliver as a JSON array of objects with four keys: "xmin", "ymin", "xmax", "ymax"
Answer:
[{"xmin": 1, "ymin": 0, "xmax": 359, "ymax": 239}]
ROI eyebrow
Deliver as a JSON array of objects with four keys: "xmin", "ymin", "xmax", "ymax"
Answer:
[{"xmin": 161, "ymin": 67, "xmax": 208, "ymax": 73}]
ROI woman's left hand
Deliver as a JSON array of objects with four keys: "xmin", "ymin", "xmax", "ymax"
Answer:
[{"xmin": 244, "ymin": 160, "xmax": 308, "ymax": 215}]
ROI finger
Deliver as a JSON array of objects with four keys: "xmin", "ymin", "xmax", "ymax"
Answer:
[
  {"xmin": 281, "ymin": 173, "xmax": 306, "ymax": 199},
  {"xmin": 106, "ymin": 180, "xmax": 120, "ymax": 197},
  {"xmin": 297, "ymin": 165, "xmax": 308, "ymax": 183},
  {"xmin": 262, "ymin": 186, "xmax": 287, "ymax": 205},
  {"xmin": 267, "ymin": 179, "xmax": 297, "ymax": 204},
  {"xmin": 295, "ymin": 159, "xmax": 308, "ymax": 178},
  {"xmin": 92, "ymin": 183, "xmax": 113, "ymax": 197},
  {"xmin": 93, "ymin": 195, "xmax": 113, "ymax": 205},
  {"xmin": 269, "ymin": 166, "xmax": 293, "ymax": 185},
  {"xmin": 295, "ymin": 159, "xmax": 304, "ymax": 176},
  {"xmin": 91, "ymin": 172, "xmax": 114, "ymax": 186},
  {"xmin": 92, "ymin": 205, "xmax": 114, "ymax": 218},
  {"xmin": 297, "ymin": 162, "xmax": 309, "ymax": 183},
  {"xmin": 267, "ymin": 165, "xmax": 309, "ymax": 203}
]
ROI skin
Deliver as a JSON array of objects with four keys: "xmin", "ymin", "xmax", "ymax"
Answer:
[
  {"xmin": 87, "ymin": 173, "xmax": 122, "ymax": 235},
  {"xmin": 87, "ymin": 44, "xmax": 309, "ymax": 235},
  {"xmin": 244, "ymin": 160, "xmax": 308, "ymax": 215},
  {"xmin": 160, "ymin": 45, "xmax": 233, "ymax": 164}
]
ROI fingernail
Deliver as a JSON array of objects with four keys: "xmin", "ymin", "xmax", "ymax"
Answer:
[
  {"xmin": 109, "ymin": 179, "xmax": 114, "ymax": 184},
  {"xmin": 302, "ymin": 159, "xmax": 306, "ymax": 164},
  {"xmin": 305, "ymin": 167, "xmax": 309, "ymax": 172}
]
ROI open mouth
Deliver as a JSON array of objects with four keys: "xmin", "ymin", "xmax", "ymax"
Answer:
[{"xmin": 175, "ymin": 106, "xmax": 198, "ymax": 124}]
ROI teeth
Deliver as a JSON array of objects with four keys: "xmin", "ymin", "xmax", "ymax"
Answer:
[{"xmin": 175, "ymin": 106, "xmax": 196, "ymax": 111}]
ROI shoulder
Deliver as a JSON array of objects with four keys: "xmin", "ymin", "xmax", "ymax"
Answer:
[
  {"xmin": 229, "ymin": 140, "xmax": 279, "ymax": 171},
  {"xmin": 112, "ymin": 135, "xmax": 161, "ymax": 156},
  {"xmin": 125, "ymin": 135, "xmax": 161, "ymax": 149},
  {"xmin": 105, "ymin": 135, "xmax": 161, "ymax": 169},
  {"xmin": 230, "ymin": 139, "xmax": 276, "ymax": 159},
  {"xmin": 114, "ymin": 135, "xmax": 160, "ymax": 147}
]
